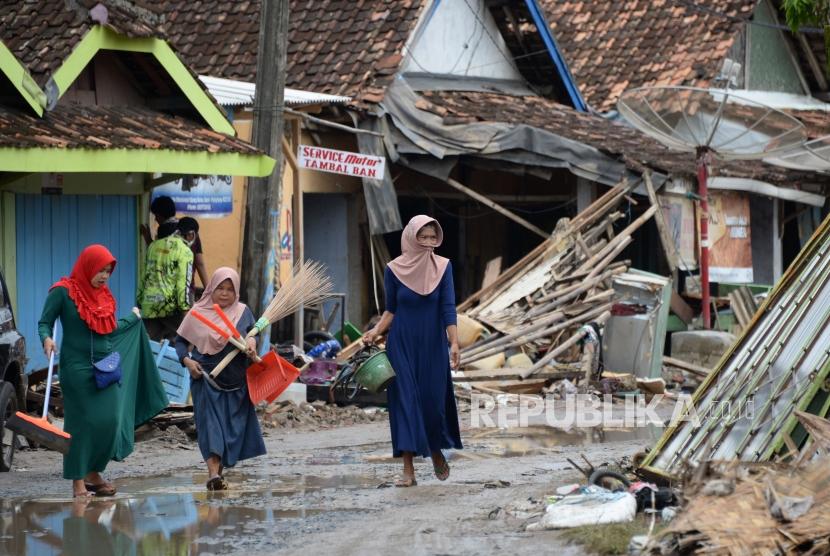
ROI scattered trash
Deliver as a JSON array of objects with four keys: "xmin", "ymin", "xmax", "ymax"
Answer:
[
  {"xmin": 528, "ymin": 487, "xmax": 637, "ymax": 530},
  {"xmin": 645, "ymin": 455, "xmax": 830, "ymax": 554},
  {"xmin": 260, "ymin": 400, "xmax": 387, "ymax": 430},
  {"xmin": 701, "ymin": 479, "xmax": 734, "ymax": 497},
  {"xmin": 660, "ymin": 506, "xmax": 677, "ymax": 522},
  {"xmin": 306, "ymin": 339, "xmax": 342, "ymax": 359},
  {"xmin": 766, "ymin": 489, "xmax": 814, "ymax": 522},
  {"xmin": 628, "ymin": 534, "xmax": 649, "ymax": 554},
  {"xmin": 556, "ymin": 483, "xmax": 581, "ymax": 495}
]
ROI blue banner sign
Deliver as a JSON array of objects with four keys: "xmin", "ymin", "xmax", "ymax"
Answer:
[{"xmin": 151, "ymin": 176, "xmax": 233, "ymax": 218}]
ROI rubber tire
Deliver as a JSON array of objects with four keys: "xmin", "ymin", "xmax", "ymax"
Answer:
[
  {"xmin": 303, "ymin": 330, "xmax": 336, "ymax": 349},
  {"xmin": 588, "ymin": 468, "xmax": 631, "ymax": 490},
  {"xmin": 0, "ymin": 381, "xmax": 18, "ymax": 472}
]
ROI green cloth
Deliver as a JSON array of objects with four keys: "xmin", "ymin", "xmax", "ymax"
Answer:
[
  {"xmin": 137, "ymin": 235, "xmax": 193, "ymax": 318},
  {"xmin": 38, "ymin": 287, "xmax": 169, "ymax": 480}
]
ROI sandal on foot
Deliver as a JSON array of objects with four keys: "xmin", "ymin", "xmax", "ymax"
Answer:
[
  {"xmin": 206, "ymin": 476, "xmax": 228, "ymax": 491},
  {"xmin": 85, "ymin": 482, "xmax": 117, "ymax": 496},
  {"xmin": 394, "ymin": 475, "xmax": 417, "ymax": 488},
  {"xmin": 432, "ymin": 455, "xmax": 450, "ymax": 481},
  {"xmin": 73, "ymin": 489, "xmax": 94, "ymax": 498}
]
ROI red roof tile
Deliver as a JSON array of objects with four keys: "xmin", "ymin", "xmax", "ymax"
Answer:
[
  {"xmin": 0, "ymin": 0, "xmax": 165, "ymax": 85},
  {"xmin": 541, "ymin": 0, "xmax": 756, "ymax": 111},
  {"xmin": 163, "ymin": 0, "xmax": 426, "ymax": 104},
  {"xmin": 0, "ymin": 104, "xmax": 260, "ymax": 153},
  {"xmin": 417, "ymin": 90, "xmax": 823, "ymax": 188}
]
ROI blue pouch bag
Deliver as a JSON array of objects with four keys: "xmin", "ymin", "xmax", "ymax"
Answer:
[{"xmin": 91, "ymin": 334, "xmax": 122, "ymax": 389}]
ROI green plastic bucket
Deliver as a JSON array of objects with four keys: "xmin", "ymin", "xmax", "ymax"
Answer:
[
  {"xmin": 335, "ymin": 321, "xmax": 362, "ymax": 345},
  {"xmin": 353, "ymin": 350, "xmax": 396, "ymax": 393}
]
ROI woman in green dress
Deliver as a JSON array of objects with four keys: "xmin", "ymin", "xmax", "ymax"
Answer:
[{"xmin": 38, "ymin": 244, "xmax": 168, "ymax": 498}]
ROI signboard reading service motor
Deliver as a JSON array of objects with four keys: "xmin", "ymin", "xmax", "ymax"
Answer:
[{"xmin": 298, "ymin": 145, "xmax": 385, "ymax": 180}]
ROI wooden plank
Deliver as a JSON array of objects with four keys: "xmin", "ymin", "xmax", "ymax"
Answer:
[
  {"xmin": 643, "ymin": 171, "xmax": 679, "ymax": 271},
  {"xmin": 455, "ymin": 367, "xmax": 581, "ymax": 382},
  {"xmin": 670, "ymin": 290, "xmax": 695, "ymax": 324},
  {"xmin": 445, "ymin": 177, "xmax": 549, "ymax": 239},
  {"xmin": 521, "ymin": 310, "xmax": 611, "ymax": 378},
  {"xmin": 475, "ymin": 379, "xmax": 547, "ymax": 394},
  {"xmin": 663, "ymin": 356, "xmax": 711, "ymax": 378},
  {"xmin": 481, "ymin": 256, "xmax": 502, "ymax": 289},
  {"xmin": 797, "ymin": 32, "xmax": 829, "ymax": 91}
]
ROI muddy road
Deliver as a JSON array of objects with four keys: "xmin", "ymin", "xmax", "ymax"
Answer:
[{"xmin": 0, "ymin": 405, "xmax": 662, "ymax": 555}]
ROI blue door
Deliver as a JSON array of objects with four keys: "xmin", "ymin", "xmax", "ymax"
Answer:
[
  {"xmin": 304, "ymin": 193, "xmax": 349, "ymax": 322},
  {"xmin": 15, "ymin": 194, "xmax": 138, "ymax": 372}
]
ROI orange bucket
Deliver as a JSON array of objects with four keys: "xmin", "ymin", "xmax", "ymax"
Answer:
[{"xmin": 246, "ymin": 350, "xmax": 300, "ymax": 405}]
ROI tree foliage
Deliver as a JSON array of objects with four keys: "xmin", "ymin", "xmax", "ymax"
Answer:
[
  {"xmin": 782, "ymin": 0, "xmax": 830, "ymax": 81},
  {"xmin": 783, "ymin": 0, "xmax": 830, "ymax": 31}
]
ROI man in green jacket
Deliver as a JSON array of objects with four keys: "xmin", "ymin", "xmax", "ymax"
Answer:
[{"xmin": 138, "ymin": 227, "xmax": 194, "ymax": 341}]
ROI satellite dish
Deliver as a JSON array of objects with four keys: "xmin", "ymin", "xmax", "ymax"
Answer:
[
  {"xmin": 764, "ymin": 136, "xmax": 830, "ymax": 172},
  {"xmin": 618, "ymin": 86, "xmax": 807, "ymax": 328},
  {"xmin": 617, "ymin": 86, "xmax": 806, "ymax": 159}
]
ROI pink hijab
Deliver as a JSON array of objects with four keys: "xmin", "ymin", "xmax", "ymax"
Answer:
[
  {"xmin": 388, "ymin": 215, "xmax": 449, "ymax": 295},
  {"xmin": 176, "ymin": 267, "xmax": 248, "ymax": 355}
]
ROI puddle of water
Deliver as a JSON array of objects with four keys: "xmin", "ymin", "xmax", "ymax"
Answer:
[
  {"xmin": 117, "ymin": 471, "xmax": 380, "ymax": 496},
  {"xmin": 357, "ymin": 425, "xmax": 660, "ymax": 463},
  {"xmin": 0, "ymin": 472, "xmax": 379, "ymax": 555},
  {"xmin": 458, "ymin": 425, "xmax": 660, "ymax": 459}
]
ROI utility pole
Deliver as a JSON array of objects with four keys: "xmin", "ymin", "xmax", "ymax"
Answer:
[{"xmin": 241, "ymin": 0, "xmax": 289, "ymax": 316}]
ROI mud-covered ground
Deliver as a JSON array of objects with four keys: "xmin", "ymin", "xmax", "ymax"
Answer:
[{"xmin": 0, "ymin": 399, "xmax": 668, "ymax": 555}]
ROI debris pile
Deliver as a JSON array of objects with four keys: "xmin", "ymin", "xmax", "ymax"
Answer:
[
  {"xmin": 259, "ymin": 400, "xmax": 387, "ymax": 430},
  {"xmin": 645, "ymin": 456, "xmax": 830, "ymax": 555},
  {"xmin": 456, "ymin": 178, "xmax": 659, "ymax": 393}
]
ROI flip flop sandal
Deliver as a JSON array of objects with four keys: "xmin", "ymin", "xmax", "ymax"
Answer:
[
  {"xmin": 73, "ymin": 490, "xmax": 94, "ymax": 498},
  {"xmin": 433, "ymin": 456, "xmax": 450, "ymax": 481},
  {"xmin": 85, "ymin": 482, "xmax": 117, "ymax": 496},
  {"xmin": 394, "ymin": 475, "xmax": 417, "ymax": 488},
  {"xmin": 206, "ymin": 476, "xmax": 228, "ymax": 491}
]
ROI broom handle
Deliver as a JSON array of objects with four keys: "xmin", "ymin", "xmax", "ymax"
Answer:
[
  {"xmin": 213, "ymin": 305, "xmax": 262, "ymax": 363},
  {"xmin": 42, "ymin": 324, "xmax": 57, "ymax": 420},
  {"xmin": 191, "ymin": 311, "xmax": 250, "ymax": 352},
  {"xmin": 209, "ymin": 327, "xmax": 263, "ymax": 378}
]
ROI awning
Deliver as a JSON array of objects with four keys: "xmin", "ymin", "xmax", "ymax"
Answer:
[
  {"xmin": 199, "ymin": 75, "xmax": 352, "ymax": 108},
  {"xmin": 708, "ymin": 177, "xmax": 825, "ymax": 207},
  {"xmin": 0, "ymin": 104, "xmax": 275, "ymax": 177}
]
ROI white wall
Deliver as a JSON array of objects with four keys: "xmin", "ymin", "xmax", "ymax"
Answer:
[{"xmin": 401, "ymin": 0, "xmax": 524, "ymax": 81}]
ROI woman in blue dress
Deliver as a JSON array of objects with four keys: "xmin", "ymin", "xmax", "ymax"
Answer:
[
  {"xmin": 175, "ymin": 267, "xmax": 266, "ymax": 490},
  {"xmin": 364, "ymin": 215, "xmax": 462, "ymax": 487}
]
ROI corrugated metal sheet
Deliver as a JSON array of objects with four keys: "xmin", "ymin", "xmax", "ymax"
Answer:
[
  {"xmin": 641, "ymin": 213, "xmax": 830, "ymax": 479},
  {"xmin": 199, "ymin": 75, "xmax": 352, "ymax": 107},
  {"xmin": 15, "ymin": 194, "xmax": 137, "ymax": 372}
]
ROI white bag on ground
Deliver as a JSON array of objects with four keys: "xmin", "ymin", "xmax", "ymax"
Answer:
[{"xmin": 527, "ymin": 490, "xmax": 637, "ymax": 530}]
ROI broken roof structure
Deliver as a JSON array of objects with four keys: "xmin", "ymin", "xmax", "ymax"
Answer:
[
  {"xmin": 640, "ymin": 212, "xmax": 830, "ymax": 480},
  {"xmin": 162, "ymin": 0, "xmax": 829, "ymax": 196}
]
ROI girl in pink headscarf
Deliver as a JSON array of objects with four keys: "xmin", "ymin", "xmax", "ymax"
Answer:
[
  {"xmin": 175, "ymin": 267, "xmax": 266, "ymax": 490},
  {"xmin": 364, "ymin": 215, "xmax": 462, "ymax": 487}
]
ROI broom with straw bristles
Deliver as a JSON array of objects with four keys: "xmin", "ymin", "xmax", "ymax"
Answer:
[{"xmin": 208, "ymin": 260, "xmax": 334, "ymax": 378}]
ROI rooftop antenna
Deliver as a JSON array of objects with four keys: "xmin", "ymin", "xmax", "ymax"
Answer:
[{"xmin": 618, "ymin": 86, "xmax": 806, "ymax": 328}]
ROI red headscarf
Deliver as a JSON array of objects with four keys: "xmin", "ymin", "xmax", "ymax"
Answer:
[{"xmin": 51, "ymin": 244, "xmax": 118, "ymax": 335}]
